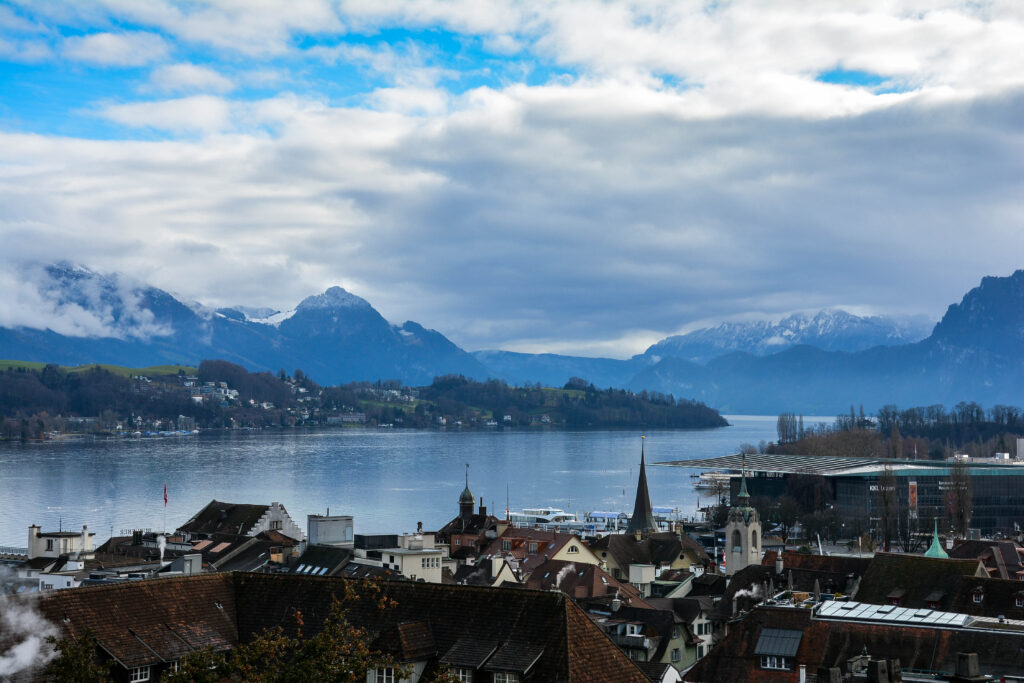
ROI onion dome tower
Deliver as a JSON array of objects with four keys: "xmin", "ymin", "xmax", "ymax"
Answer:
[{"xmin": 459, "ymin": 463, "xmax": 475, "ymax": 521}]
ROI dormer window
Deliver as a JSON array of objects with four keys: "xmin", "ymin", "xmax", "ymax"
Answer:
[
  {"xmin": 972, "ymin": 589, "xmax": 984, "ymax": 604},
  {"xmin": 1015, "ymin": 595, "xmax": 1023, "ymax": 608},
  {"xmin": 528, "ymin": 542, "xmax": 538, "ymax": 553},
  {"xmin": 502, "ymin": 540, "xmax": 511, "ymax": 551}
]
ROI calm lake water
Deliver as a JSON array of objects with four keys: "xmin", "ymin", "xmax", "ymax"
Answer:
[{"xmin": 0, "ymin": 416, "xmax": 823, "ymax": 547}]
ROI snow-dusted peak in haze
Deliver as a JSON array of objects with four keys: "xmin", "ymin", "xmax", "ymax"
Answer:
[
  {"xmin": 296, "ymin": 286, "xmax": 373, "ymax": 311},
  {"xmin": 642, "ymin": 309, "xmax": 935, "ymax": 364}
]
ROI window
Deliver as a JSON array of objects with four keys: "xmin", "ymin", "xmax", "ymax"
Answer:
[
  {"xmin": 129, "ymin": 666, "xmax": 151, "ymax": 682},
  {"xmin": 373, "ymin": 667, "xmax": 395, "ymax": 683},
  {"xmin": 502, "ymin": 540, "xmax": 511, "ymax": 551},
  {"xmin": 168, "ymin": 661, "xmax": 179, "ymax": 673},
  {"xmin": 566, "ymin": 545, "xmax": 579, "ymax": 554},
  {"xmin": 760, "ymin": 656, "xmax": 789, "ymax": 670},
  {"xmin": 973, "ymin": 592, "xmax": 983, "ymax": 604},
  {"xmin": 46, "ymin": 539, "xmax": 54, "ymax": 551},
  {"xmin": 455, "ymin": 537, "xmax": 461, "ymax": 546},
  {"xmin": 528, "ymin": 542, "xmax": 538, "ymax": 553},
  {"xmin": 671, "ymin": 648, "xmax": 681, "ymax": 662},
  {"xmin": 671, "ymin": 627, "xmax": 680, "ymax": 639},
  {"xmin": 454, "ymin": 668, "xmax": 473, "ymax": 682},
  {"xmin": 697, "ymin": 645, "xmax": 704, "ymax": 658},
  {"xmin": 493, "ymin": 674, "xmax": 519, "ymax": 683},
  {"xmin": 1016, "ymin": 596, "xmax": 1024, "ymax": 608},
  {"xmin": 269, "ymin": 520, "xmax": 282, "ymax": 530}
]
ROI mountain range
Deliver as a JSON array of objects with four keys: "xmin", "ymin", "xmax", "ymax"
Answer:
[{"xmin": 1, "ymin": 263, "xmax": 1021, "ymax": 414}]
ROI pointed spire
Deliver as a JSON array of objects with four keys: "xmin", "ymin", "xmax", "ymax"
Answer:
[
  {"xmin": 737, "ymin": 453, "xmax": 750, "ymax": 503},
  {"xmin": 626, "ymin": 436, "xmax": 658, "ymax": 534},
  {"xmin": 924, "ymin": 518, "xmax": 949, "ymax": 558},
  {"xmin": 459, "ymin": 463, "xmax": 475, "ymax": 521}
]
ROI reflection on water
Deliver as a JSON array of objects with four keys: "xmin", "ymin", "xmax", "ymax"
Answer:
[{"xmin": 0, "ymin": 416, "xmax": 808, "ymax": 546}]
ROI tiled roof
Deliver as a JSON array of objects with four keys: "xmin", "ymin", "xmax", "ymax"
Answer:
[
  {"xmin": 854, "ymin": 552, "xmax": 985, "ymax": 607},
  {"xmin": 28, "ymin": 572, "xmax": 648, "ymax": 682},
  {"xmin": 291, "ymin": 545, "xmax": 353, "ymax": 577},
  {"xmin": 36, "ymin": 574, "xmax": 237, "ymax": 669},
  {"xmin": 589, "ymin": 531, "xmax": 711, "ymax": 568},
  {"xmin": 177, "ymin": 500, "xmax": 268, "ymax": 537},
  {"xmin": 525, "ymin": 558, "xmax": 642, "ymax": 603},
  {"xmin": 762, "ymin": 550, "xmax": 871, "ymax": 576}
]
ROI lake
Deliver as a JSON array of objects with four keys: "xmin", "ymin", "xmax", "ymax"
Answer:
[{"xmin": 0, "ymin": 415, "xmax": 820, "ymax": 547}]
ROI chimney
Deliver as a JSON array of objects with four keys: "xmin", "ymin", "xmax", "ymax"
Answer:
[
  {"xmin": 776, "ymin": 552, "xmax": 784, "ymax": 575},
  {"xmin": 417, "ymin": 521, "xmax": 423, "ymax": 533},
  {"xmin": 611, "ymin": 597, "xmax": 622, "ymax": 612},
  {"xmin": 479, "ymin": 503, "xmax": 487, "ymax": 516},
  {"xmin": 732, "ymin": 597, "xmax": 738, "ymax": 616},
  {"xmin": 799, "ymin": 665, "xmax": 806, "ymax": 683}
]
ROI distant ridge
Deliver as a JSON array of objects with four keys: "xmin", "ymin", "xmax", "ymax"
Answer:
[{"xmin": 0, "ymin": 263, "xmax": 1019, "ymax": 413}]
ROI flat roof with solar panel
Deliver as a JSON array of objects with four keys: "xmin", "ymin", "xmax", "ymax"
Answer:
[
  {"xmin": 816, "ymin": 600, "xmax": 971, "ymax": 627},
  {"xmin": 655, "ymin": 453, "xmax": 1024, "ymax": 476}
]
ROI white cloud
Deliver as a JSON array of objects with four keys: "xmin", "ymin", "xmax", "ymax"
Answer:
[
  {"xmin": 0, "ymin": 36, "xmax": 53, "ymax": 62},
  {"xmin": 2, "ymin": 1, "xmax": 1024, "ymax": 355},
  {"xmin": 147, "ymin": 63, "xmax": 234, "ymax": 93},
  {"xmin": 61, "ymin": 30, "xmax": 169, "ymax": 66},
  {"xmin": 98, "ymin": 95, "xmax": 232, "ymax": 133}
]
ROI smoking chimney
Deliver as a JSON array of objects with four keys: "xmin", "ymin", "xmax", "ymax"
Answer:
[{"xmin": 776, "ymin": 552, "xmax": 784, "ymax": 575}]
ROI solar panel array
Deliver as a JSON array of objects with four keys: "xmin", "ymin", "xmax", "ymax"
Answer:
[
  {"xmin": 655, "ymin": 453, "xmax": 883, "ymax": 475},
  {"xmin": 816, "ymin": 600, "xmax": 970, "ymax": 627}
]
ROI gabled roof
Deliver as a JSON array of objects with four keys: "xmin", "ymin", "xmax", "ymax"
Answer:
[
  {"xmin": 436, "ymin": 512, "xmax": 501, "ymax": 541},
  {"xmin": 590, "ymin": 531, "xmax": 711, "ymax": 568},
  {"xmin": 36, "ymin": 574, "xmax": 237, "ymax": 669},
  {"xmin": 761, "ymin": 550, "xmax": 871, "ymax": 576},
  {"xmin": 30, "ymin": 572, "xmax": 649, "ymax": 682},
  {"xmin": 291, "ymin": 545, "xmax": 353, "ymax": 577},
  {"xmin": 687, "ymin": 601, "xmax": 1024, "ymax": 681},
  {"xmin": 480, "ymin": 527, "xmax": 595, "ymax": 576},
  {"xmin": 854, "ymin": 552, "xmax": 985, "ymax": 608},
  {"xmin": 177, "ymin": 500, "xmax": 269, "ymax": 537},
  {"xmin": 525, "ymin": 558, "xmax": 643, "ymax": 603}
]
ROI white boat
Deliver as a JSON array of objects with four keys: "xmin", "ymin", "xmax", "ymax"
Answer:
[
  {"xmin": 509, "ymin": 507, "xmax": 579, "ymax": 527},
  {"xmin": 693, "ymin": 471, "xmax": 733, "ymax": 491}
]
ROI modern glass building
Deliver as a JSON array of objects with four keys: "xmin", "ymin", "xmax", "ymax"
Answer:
[{"xmin": 658, "ymin": 453, "xmax": 1024, "ymax": 535}]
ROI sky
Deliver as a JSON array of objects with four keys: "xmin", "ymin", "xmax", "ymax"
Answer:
[{"xmin": 0, "ymin": 1, "xmax": 1022, "ymax": 358}]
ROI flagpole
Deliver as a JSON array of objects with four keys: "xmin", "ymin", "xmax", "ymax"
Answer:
[{"xmin": 163, "ymin": 483, "xmax": 167, "ymax": 534}]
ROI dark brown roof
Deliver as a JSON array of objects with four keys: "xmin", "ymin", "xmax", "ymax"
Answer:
[
  {"xmin": 177, "ymin": 500, "xmax": 269, "ymax": 537},
  {"xmin": 589, "ymin": 531, "xmax": 711, "ymax": 569},
  {"xmin": 762, "ymin": 550, "xmax": 871, "ymax": 576},
  {"xmin": 37, "ymin": 574, "xmax": 237, "ymax": 669},
  {"xmin": 525, "ymin": 559, "xmax": 643, "ymax": 604},
  {"xmin": 854, "ymin": 552, "xmax": 985, "ymax": 607},
  {"xmin": 27, "ymin": 572, "xmax": 649, "ymax": 682},
  {"xmin": 690, "ymin": 599, "xmax": 1024, "ymax": 682}
]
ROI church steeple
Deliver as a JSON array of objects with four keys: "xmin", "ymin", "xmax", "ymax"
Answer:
[
  {"xmin": 924, "ymin": 518, "xmax": 949, "ymax": 559},
  {"xmin": 459, "ymin": 463, "xmax": 475, "ymax": 521},
  {"xmin": 737, "ymin": 454, "xmax": 751, "ymax": 503},
  {"xmin": 724, "ymin": 452, "xmax": 761, "ymax": 576},
  {"xmin": 626, "ymin": 436, "xmax": 658, "ymax": 535}
]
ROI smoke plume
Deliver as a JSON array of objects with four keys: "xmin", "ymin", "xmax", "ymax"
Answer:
[{"xmin": 0, "ymin": 587, "xmax": 58, "ymax": 678}]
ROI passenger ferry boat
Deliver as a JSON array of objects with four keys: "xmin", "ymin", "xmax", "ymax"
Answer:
[{"xmin": 508, "ymin": 507, "xmax": 579, "ymax": 526}]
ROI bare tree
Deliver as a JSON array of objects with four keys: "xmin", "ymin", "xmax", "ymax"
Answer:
[
  {"xmin": 875, "ymin": 463, "xmax": 898, "ymax": 551},
  {"xmin": 945, "ymin": 458, "xmax": 973, "ymax": 539}
]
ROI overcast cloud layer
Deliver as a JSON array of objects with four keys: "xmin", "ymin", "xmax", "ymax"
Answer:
[{"xmin": 1, "ymin": 1, "xmax": 1021, "ymax": 357}]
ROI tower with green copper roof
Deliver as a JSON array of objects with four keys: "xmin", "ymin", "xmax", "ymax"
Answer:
[
  {"xmin": 459, "ymin": 463, "xmax": 475, "ymax": 521},
  {"xmin": 725, "ymin": 454, "xmax": 761, "ymax": 576}
]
